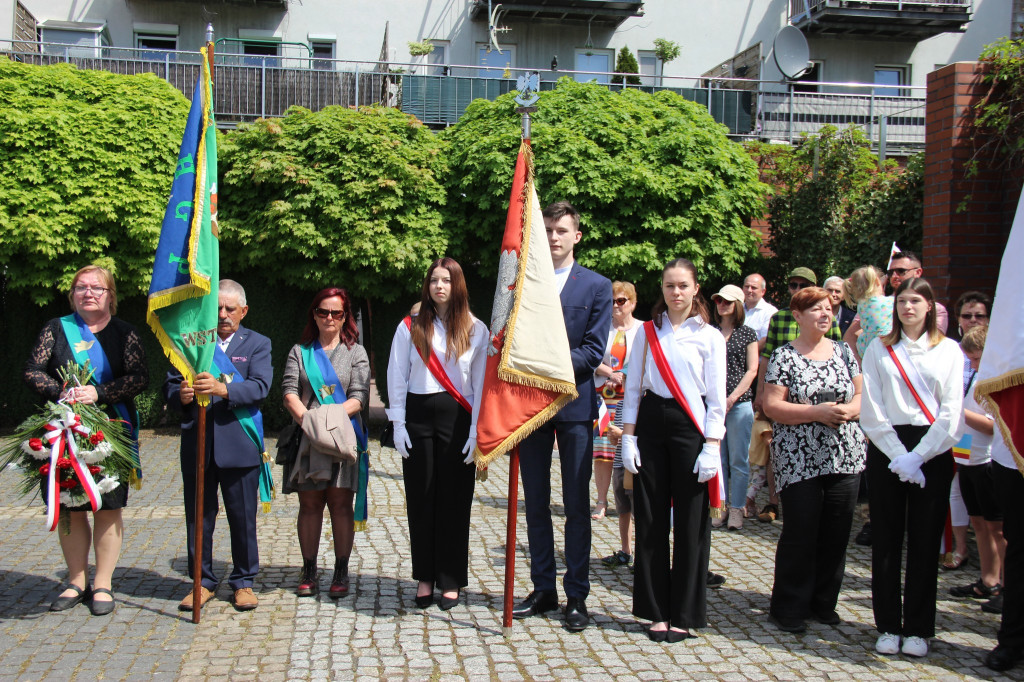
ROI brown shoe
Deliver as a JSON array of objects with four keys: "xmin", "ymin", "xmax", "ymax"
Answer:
[
  {"xmin": 233, "ymin": 587, "xmax": 258, "ymax": 611},
  {"xmin": 178, "ymin": 586, "xmax": 215, "ymax": 611}
]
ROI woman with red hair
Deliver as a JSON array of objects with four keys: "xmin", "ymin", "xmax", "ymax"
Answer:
[
  {"xmin": 387, "ymin": 257, "xmax": 488, "ymax": 610},
  {"xmin": 282, "ymin": 287, "xmax": 370, "ymax": 598}
]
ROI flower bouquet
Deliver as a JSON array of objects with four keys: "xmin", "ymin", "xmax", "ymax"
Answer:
[{"xmin": 1, "ymin": 363, "xmax": 137, "ymax": 532}]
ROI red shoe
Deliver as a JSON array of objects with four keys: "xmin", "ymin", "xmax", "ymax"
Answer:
[
  {"xmin": 296, "ymin": 559, "xmax": 319, "ymax": 597},
  {"xmin": 328, "ymin": 563, "xmax": 349, "ymax": 599}
]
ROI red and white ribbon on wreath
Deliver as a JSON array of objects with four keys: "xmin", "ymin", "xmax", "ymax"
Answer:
[{"xmin": 42, "ymin": 410, "xmax": 102, "ymax": 531}]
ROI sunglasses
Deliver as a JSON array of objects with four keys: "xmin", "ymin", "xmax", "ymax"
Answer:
[
  {"xmin": 314, "ymin": 307, "xmax": 345, "ymax": 320},
  {"xmin": 887, "ymin": 267, "xmax": 914, "ymax": 277},
  {"xmin": 612, "ymin": 297, "xmax": 631, "ymax": 306},
  {"xmin": 788, "ymin": 281, "xmax": 812, "ymax": 290},
  {"xmin": 959, "ymin": 313, "xmax": 988, "ymax": 320}
]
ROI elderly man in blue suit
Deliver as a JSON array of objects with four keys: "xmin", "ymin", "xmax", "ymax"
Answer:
[
  {"xmin": 166, "ymin": 279, "xmax": 272, "ymax": 612},
  {"xmin": 512, "ymin": 200, "xmax": 613, "ymax": 631}
]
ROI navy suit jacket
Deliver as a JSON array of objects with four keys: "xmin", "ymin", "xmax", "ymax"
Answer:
[
  {"xmin": 165, "ymin": 325, "xmax": 273, "ymax": 469},
  {"xmin": 553, "ymin": 262, "xmax": 612, "ymax": 423}
]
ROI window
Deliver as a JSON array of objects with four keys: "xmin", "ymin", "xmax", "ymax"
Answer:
[
  {"xmin": 792, "ymin": 61, "xmax": 822, "ymax": 93},
  {"xmin": 638, "ymin": 50, "xmax": 661, "ymax": 87},
  {"xmin": 574, "ymin": 49, "xmax": 613, "ymax": 84},
  {"xmin": 874, "ymin": 65, "xmax": 909, "ymax": 97},
  {"xmin": 310, "ymin": 40, "xmax": 335, "ymax": 70},
  {"xmin": 239, "ymin": 29, "xmax": 281, "ymax": 67},
  {"xmin": 136, "ymin": 34, "xmax": 176, "ymax": 60},
  {"xmin": 477, "ymin": 44, "xmax": 514, "ymax": 78},
  {"xmin": 429, "ymin": 40, "xmax": 449, "ymax": 75}
]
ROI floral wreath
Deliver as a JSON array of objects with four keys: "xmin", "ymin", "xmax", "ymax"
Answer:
[{"xmin": 1, "ymin": 363, "xmax": 136, "ymax": 532}]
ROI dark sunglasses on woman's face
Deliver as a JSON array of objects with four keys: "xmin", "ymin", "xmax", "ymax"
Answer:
[
  {"xmin": 612, "ymin": 297, "xmax": 630, "ymax": 306},
  {"xmin": 314, "ymin": 307, "xmax": 345, "ymax": 320},
  {"xmin": 959, "ymin": 313, "xmax": 988, "ymax": 320}
]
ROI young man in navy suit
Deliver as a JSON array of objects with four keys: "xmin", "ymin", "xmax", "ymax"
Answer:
[
  {"xmin": 513, "ymin": 201, "xmax": 612, "ymax": 631},
  {"xmin": 166, "ymin": 280, "xmax": 273, "ymax": 612}
]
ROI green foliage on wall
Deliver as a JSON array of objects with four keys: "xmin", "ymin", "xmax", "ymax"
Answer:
[
  {"xmin": 441, "ymin": 78, "xmax": 766, "ymax": 302},
  {"xmin": 970, "ymin": 37, "xmax": 1024, "ymax": 174},
  {"xmin": 0, "ymin": 59, "xmax": 190, "ymax": 304},
  {"xmin": 611, "ymin": 46, "xmax": 641, "ymax": 85},
  {"xmin": 747, "ymin": 126, "xmax": 923, "ymax": 294},
  {"xmin": 217, "ymin": 105, "xmax": 449, "ymax": 303}
]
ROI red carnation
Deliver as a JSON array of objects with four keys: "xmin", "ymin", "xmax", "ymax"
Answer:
[
  {"xmin": 39, "ymin": 464, "xmax": 51, "ymax": 475},
  {"xmin": 57, "ymin": 457, "xmax": 73, "ymax": 470},
  {"xmin": 88, "ymin": 465, "xmax": 101, "ymax": 475},
  {"xmin": 59, "ymin": 479, "xmax": 77, "ymax": 490},
  {"xmin": 28, "ymin": 438, "xmax": 44, "ymax": 451},
  {"xmin": 89, "ymin": 431, "xmax": 105, "ymax": 445}
]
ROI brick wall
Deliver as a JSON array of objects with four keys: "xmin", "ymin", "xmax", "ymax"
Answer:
[{"xmin": 923, "ymin": 62, "xmax": 1021, "ymax": 318}]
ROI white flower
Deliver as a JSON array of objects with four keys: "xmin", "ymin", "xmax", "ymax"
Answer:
[
  {"xmin": 22, "ymin": 440, "xmax": 50, "ymax": 460},
  {"xmin": 78, "ymin": 449, "xmax": 98, "ymax": 464},
  {"xmin": 96, "ymin": 476, "xmax": 120, "ymax": 494},
  {"xmin": 93, "ymin": 442, "xmax": 113, "ymax": 460}
]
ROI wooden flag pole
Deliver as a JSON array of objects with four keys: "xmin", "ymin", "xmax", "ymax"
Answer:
[
  {"xmin": 191, "ymin": 34, "xmax": 216, "ymax": 625},
  {"xmin": 502, "ymin": 445, "xmax": 521, "ymax": 636}
]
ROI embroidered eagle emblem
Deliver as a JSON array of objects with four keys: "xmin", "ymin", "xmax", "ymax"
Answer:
[
  {"xmin": 320, "ymin": 384, "xmax": 336, "ymax": 398},
  {"xmin": 74, "ymin": 340, "xmax": 94, "ymax": 353}
]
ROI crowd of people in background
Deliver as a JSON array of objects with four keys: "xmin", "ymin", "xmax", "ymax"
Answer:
[{"xmin": 21, "ymin": 213, "xmax": 1022, "ymax": 672}]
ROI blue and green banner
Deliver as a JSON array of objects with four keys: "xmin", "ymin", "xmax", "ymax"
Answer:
[{"xmin": 146, "ymin": 48, "xmax": 219, "ymax": 401}]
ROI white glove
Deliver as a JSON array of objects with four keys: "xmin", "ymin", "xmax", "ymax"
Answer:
[
  {"xmin": 621, "ymin": 434, "xmax": 640, "ymax": 474},
  {"xmin": 462, "ymin": 436, "xmax": 477, "ymax": 465},
  {"xmin": 889, "ymin": 451, "xmax": 925, "ymax": 484},
  {"xmin": 393, "ymin": 422, "xmax": 412, "ymax": 459},
  {"xmin": 693, "ymin": 442, "xmax": 720, "ymax": 484}
]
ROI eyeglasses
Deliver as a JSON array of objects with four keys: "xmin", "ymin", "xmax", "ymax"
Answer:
[
  {"xmin": 959, "ymin": 313, "xmax": 988, "ymax": 320},
  {"xmin": 887, "ymin": 267, "xmax": 914, "ymax": 277},
  {"xmin": 314, "ymin": 307, "xmax": 345, "ymax": 320},
  {"xmin": 787, "ymin": 281, "xmax": 812, "ymax": 290},
  {"xmin": 612, "ymin": 297, "xmax": 630, "ymax": 306},
  {"xmin": 73, "ymin": 285, "xmax": 109, "ymax": 295}
]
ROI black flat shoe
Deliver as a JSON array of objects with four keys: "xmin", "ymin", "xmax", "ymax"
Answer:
[
  {"xmin": 667, "ymin": 629, "xmax": 691, "ymax": 643},
  {"xmin": 812, "ymin": 610, "xmax": 841, "ymax": 625},
  {"xmin": 769, "ymin": 614, "xmax": 807, "ymax": 633},
  {"xmin": 986, "ymin": 644, "xmax": 1022, "ymax": 672},
  {"xmin": 414, "ymin": 594, "xmax": 433, "ymax": 609},
  {"xmin": 89, "ymin": 587, "xmax": 115, "ymax": 616},
  {"xmin": 439, "ymin": 591, "xmax": 460, "ymax": 611},
  {"xmin": 647, "ymin": 627, "xmax": 668, "ymax": 642},
  {"xmin": 50, "ymin": 584, "xmax": 90, "ymax": 612}
]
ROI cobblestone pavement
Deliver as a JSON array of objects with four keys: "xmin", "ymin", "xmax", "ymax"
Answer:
[{"xmin": 1, "ymin": 429, "xmax": 1021, "ymax": 681}]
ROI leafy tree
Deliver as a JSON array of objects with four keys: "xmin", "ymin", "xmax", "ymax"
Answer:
[
  {"xmin": 970, "ymin": 37, "xmax": 1024, "ymax": 174},
  {"xmin": 611, "ymin": 46, "xmax": 641, "ymax": 85},
  {"xmin": 0, "ymin": 60, "xmax": 190, "ymax": 303},
  {"xmin": 441, "ymin": 78, "xmax": 766, "ymax": 301},
  {"xmin": 747, "ymin": 126, "xmax": 922, "ymax": 293},
  {"xmin": 217, "ymin": 105, "xmax": 449, "ymax": 302},
  {"xmin": 654, "ymin": 39, "xmax": 682, "ymax": 65}
]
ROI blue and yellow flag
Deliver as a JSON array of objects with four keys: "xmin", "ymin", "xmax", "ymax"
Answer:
[{"xmin": 147, "ymin": 48, "xmax": 219, "ymax": 399}]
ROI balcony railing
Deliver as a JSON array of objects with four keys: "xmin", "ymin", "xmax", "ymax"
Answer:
[
  {"xmin": 2, "ymin": 40, "xmax": 926, "ymax": 150},
  {"xmin": 789, "ymin": 0, "xmax": 972, "ymax": 38}
]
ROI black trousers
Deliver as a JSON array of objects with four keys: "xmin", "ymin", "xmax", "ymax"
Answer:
[
  {"xmin": 992, "ymin": 462, "xmax": 1024, "ymax": 650},
  {"xmin": 403, "ymin": 392, "xmax": 475, "ymax": 591},
  {"xmin": 770, "ymin": 473, "xmax": 860, "ymax": 620},
  {"xmin": 867, "ymin": 425, "xmax": 953, "ymax": 638},
  {"xmin": 632, "ymin": 394, "xmax": 709, "ymax": 628}
]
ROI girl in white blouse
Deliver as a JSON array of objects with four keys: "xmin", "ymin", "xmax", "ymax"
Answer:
[
  {"xmin": 861, "ymin": 277, "xmax": 964, "ymax": 659},
  {"xmin": 620, "ymin": 258, "xmax": 727, "ymax": 643},
  {"xmin": 386, "ymin": 257, "xmax": 488, "ymax": 611}
]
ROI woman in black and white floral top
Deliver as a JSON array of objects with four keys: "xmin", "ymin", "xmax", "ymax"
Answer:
[{"xmin": 763, "ymin": 286, "xmax": 865, "ymax": 635}]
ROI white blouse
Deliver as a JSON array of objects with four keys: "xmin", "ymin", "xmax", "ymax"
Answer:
[
  {"xmin": 386, "ymin": 316, "xmax": 489, "ymax": 434},
  {"xmin": 620, "ymin": 316, "xmax": 727, "ymax": 440},
  {"xmin": 860, "ymin": 332, "xmax": 964, "ymax": 461},
  {"xmin": 990, "ymin": 427, "xmax": 1017, "ymax": 471},
  {"xmin": 962, "ymin": 374, "xmax": 993, "ymax": 466}
]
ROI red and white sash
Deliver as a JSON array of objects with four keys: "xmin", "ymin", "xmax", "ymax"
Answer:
[
  {"xmin": 885, "ymin": 342, "xmax": 938, "ymax": 425},
  {"xmin": 404, "ymin": 317, "xmax": 471, "ymax": 414},
  {"xmin": 642, "ymin": 320, "xmax": 725, "ymax": 516}
]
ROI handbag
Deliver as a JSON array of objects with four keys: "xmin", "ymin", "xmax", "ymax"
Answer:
[
  {"xmin": 275, "ymin": 422, "xmax": 302, "ymax": 466},
  {"xmin": 380, "ymin": 422, "xmax": 395, "ymax": 449}
]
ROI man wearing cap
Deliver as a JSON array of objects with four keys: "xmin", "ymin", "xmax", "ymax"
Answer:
[{"xmin": 751, "ymin": 267, "xmax": 843, "ymax": 523}]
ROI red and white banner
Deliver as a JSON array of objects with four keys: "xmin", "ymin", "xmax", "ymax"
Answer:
[
  {"xmin": 975, "ymin": 187, "xmax": 1024, "ymax": 474},
  {"xmin": 472, "ymin": 141, "xmax": 577, "ymax": 467}
]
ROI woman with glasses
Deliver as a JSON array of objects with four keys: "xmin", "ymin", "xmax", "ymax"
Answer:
[
  {"xmin": 861, "ymin": 277, "xmax": 964, "ymax": 658},
  {"xmin": 594, "ymin": 282, "xmax": 642, "ymax": 568},
  {"xmin": 944, "ymin": 290, "xmax": 994, "ymax": 571},
  {"xmin": 282, "ymin": 287, "xmax": 370, "ymax": 598},
  {"xmin": 386, "ymin": 258, "xmax": 488, "ymax": 610},
  {"xmin": 24, "ymin": 265, "xmax": 149, "ymax": 615}
]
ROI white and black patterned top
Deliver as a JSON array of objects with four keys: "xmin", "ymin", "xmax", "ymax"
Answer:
[
  {"xmin": 717, "ymin": 324, "xmax": 757, "ymax": 403},
  {"xmin": 765, "ymin": 341, "xmax": 866, "ymax": 492}
]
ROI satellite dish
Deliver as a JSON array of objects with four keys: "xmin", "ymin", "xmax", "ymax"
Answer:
[{"xmin": 773, "ymin": 25, "xmax": 811, "ymax": 80}]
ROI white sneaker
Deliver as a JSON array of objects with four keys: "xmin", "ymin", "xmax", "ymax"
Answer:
[
  {"xmin": 712, "ymin": 515, "xmax": 725, "ymax": 528},
  {"xmin": 875, "ymin": 633, "xmax": 901, "ymax": 655},
  {"xmin": 901, "ymin": 636, "xmax": 929, "ymax": 657},
  {"xmin": 728, "ymin": 507, "xmax": 743, "ymax": 530}
]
